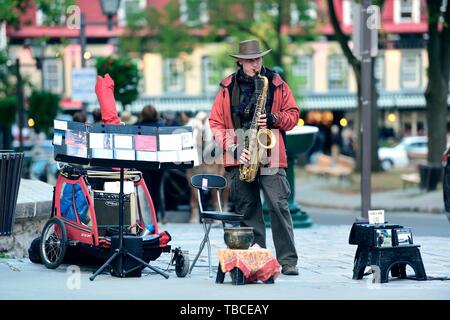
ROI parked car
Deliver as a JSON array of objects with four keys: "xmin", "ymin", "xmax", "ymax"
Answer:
[{"xmin": 378, "ymin": 136, "xmax": 428, "ymax": 170}]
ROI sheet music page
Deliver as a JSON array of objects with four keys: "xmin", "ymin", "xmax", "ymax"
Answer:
[
  {"xmin": 157, "ymin": 151, "xmax": 179, "ymax": 162},
  {"xmin": 136, "ymin": 151, "xmax": 158, "ymax": 162},
  {"xmin": 135, "ymin": 135, "xmax": 157, "ymax": 152},
  {"xmin": 159, "ymin": 134, "xmax": 182, "ymax": 151},
  {"xmin": 90, "ymin": 133, "xmax": 113, "ymax": 149},
  {"xmin": 114, "ymin": 149, "xmax": 135, "ymax": 160},
  {"xmin": 178, "ymin": 149, "xmax": 195, "ymax": 162},
  {"xmin": 114, "ymin": 134, "xmax": 134, "ymax": 149},
  {"xmin": 54, "ymin": 120, "xmax": 68, "ymax": 131},
  {"xmin": 181, "ymin": 132, "xmax": 194, "ymax": 148},
  {"xmin": 91, "ymin": 148, "xmax": 114, "ymax": 159}
]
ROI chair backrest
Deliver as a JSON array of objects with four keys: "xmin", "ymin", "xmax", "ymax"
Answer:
[
  {"xmin": 191, "ymin": 174, "xmax": 227, "ymax": 190},
  {"xmin": 191, "ymin": 174, "xmax": 226, "ymax": 213}
]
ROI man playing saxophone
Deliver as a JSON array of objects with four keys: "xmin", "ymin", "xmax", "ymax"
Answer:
[{"xmin": 209, "ymin": 39, "xmax": 300, "ymax": 275}]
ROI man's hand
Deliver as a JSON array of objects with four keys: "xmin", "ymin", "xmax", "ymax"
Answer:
[
  {"xmin": 239, "ymin": 148, "xmax": 251, "ymax": 164},
  {"xmin": 258, "ymin": 114, "xmax": 267, "ymax": 128}
]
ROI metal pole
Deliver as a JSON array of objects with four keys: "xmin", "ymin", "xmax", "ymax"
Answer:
[
  {"xmin": 15, "ymin": 58, "xmax": 24, "ymax": 152},
  {"xmin": 39, "ymin": 58, "xmax": 44, "ymax": 90},
  {"xmin": 107, "ymin": 15, "xmax": 113, "ymax": 31},
  {"xmin": 80, "ymin": 13, "xmax": 86, "ymax": 68},
  {"xmin": 361, "ymin": 0, "xmax": 372, "ymax": 218},
  {"xmin": 80, "ymin": 13, "xmax": 87, "ymax": 114}
]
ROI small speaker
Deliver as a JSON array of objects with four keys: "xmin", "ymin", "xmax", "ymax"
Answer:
[
  {"xmin": 110, "ymin": 235, "xmax": 143, "ymax": 278},
  {"xmin": 92, "ymin": 191, "xmax": 136, "ymax": 236}
]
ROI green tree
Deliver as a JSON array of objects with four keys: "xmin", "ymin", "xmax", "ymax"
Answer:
[
  {"xmin": 96, "ymin": 56, "xmax": 141, "ymax": 109},
  {"xmin": 120, "ymin": 0, "xmax": 195, "ymax": 57},
  {"xmin": 28, "ymin": 90, "xmax": 60, "ymax": 137},
  {"xmin": 120, "ymin": 0, "xmax": 316, "ymax": 96},
  {"xmin": 327, "ymin": 0, "xmax": 384, "ymax": 172},
  {"xmin": 0, "ymin": 0, "xmax": 73, "ymax": 148},
  {"xmin": 0, "ymin": 0, "xmax": 74, "ymax": 26},
  {"xmin": 0, "ymin": 50, "xmax": 16, "ymax": 149},
  {"xmin": 208, "ymin": 0, "xmax": 316, "ymax": 79}
]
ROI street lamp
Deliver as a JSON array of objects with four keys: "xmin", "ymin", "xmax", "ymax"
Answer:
[
  {"xmin": 80, "ymin": 0, "xmax": 121, "ymax": 68},
  {"xmin": 30, "ymin": 41, "xmax": 45, "ymax": 70},
  {"xmin": 100, "ymin": 0, "xmax": 122, "ymax": 31}
]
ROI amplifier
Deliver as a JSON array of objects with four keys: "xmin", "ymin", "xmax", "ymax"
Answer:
[{"xmin": 92, "ymin": 191, "xmax": 136, "ymax": 236}]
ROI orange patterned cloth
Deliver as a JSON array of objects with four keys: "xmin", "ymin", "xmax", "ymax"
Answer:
[{"xmin": 217, "ymin": 248, "xmax": 280, "ymax": 283}]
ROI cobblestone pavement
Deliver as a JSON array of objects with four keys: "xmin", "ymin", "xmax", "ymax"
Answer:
[{"xmin": 1, "ymin": 223, "xmax": 449, "ymax": 300}]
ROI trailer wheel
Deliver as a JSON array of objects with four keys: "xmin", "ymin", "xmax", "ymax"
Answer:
[
  {"xmin": 40, "ymin": 218, "xmax": 67, "ymax": 269},
  {"xmin": 175, "ymin": 250, "xmax": 189, "ymax": 278}
]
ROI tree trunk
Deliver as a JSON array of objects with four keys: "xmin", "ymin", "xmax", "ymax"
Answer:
[
  {"xmin": 425, "ymin": 0, "xmax": 449, "ymax": 165},
  {"xmin": 371, "ymin": 57, "xmax": 382, "ymax": 171},
  {"xmin": 327, "ymin": 0, "xmax": 382, "ymax": 172}
]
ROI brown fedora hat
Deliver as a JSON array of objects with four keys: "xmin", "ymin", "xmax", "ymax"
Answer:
[{"xmin": 230, "ymin": 39, "xmax": 272, "ymax": 59}]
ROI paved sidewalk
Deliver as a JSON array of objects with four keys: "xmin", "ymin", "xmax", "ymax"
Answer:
[
  {"xmin": 1, "ymin": 223, "xmax": 449, "ymax": 300},
  {"xmin": 296, "ymin": 175, "xmax": 446, "ymax": 213}
]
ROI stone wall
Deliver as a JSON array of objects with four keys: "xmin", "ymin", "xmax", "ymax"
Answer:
[
  {"xmin": 0, "ymin": 179, "xmax": 53, "ymax": 258},
  {"xmin": 0, "ymin": 217, "xmax": 48, "ymax": 258}
]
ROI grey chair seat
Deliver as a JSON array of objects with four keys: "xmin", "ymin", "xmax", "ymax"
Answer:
[{"xmin": 201, "ymin": 211, "xmax": 243, "ymax": 221}]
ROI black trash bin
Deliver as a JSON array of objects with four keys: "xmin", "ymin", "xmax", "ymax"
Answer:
[
  {"xmin": 419, "ymin": 163, "xmax": 443, "ymax": 191},
  {"xmin": 0, "ymin": 150, "xmax": 24, "ymax": 236}
]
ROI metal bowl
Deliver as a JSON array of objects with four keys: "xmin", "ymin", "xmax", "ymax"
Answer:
[{"xmin": 223, "ymin": 227, "xmax": 254, "ymax": 250}]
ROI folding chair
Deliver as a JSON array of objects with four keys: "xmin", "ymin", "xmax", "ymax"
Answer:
[{"xmin": 189, "ymin": 174, "xmax": 243, "ymax": 277}]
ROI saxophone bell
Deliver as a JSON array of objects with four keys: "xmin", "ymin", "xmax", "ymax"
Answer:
[{"xmin": 256, "ymin": 128, "xmax": 276, "ymax": 149}]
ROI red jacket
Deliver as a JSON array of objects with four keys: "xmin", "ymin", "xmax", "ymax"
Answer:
[{"xmin": 209, "ymin": 72, "xmax": 299, "ymax": 168}]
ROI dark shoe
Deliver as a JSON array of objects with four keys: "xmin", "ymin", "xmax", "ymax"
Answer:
[{"xmin": 281, "ymin": 265, "xmax": 299, "ymax": 275}]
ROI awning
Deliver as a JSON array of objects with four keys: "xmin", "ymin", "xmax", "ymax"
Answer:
[{"xmin": 86, "ymin": 92, "xmax": 450, "ymax": 113}]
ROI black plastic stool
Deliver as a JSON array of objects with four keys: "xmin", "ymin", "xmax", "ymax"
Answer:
[
  {"xmin": 215, "ymin": 263, "xmax": 275, "ymax": 285},
  {"xmin": 353, "ymin": 245, "xmax": 427, "ymax": 283}
]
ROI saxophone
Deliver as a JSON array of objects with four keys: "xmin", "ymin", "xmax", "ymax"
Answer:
[{"xmin": 239, "ymin": 70, "xmax": 276, "ymax": 183}]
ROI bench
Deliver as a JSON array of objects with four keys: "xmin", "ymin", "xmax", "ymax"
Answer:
[
  {"xmin": 400, "ymin": 173, "xmax": 420, "ymax": 189},
  {"xmin": 328, "ymin": 155, "xmax": 355, "ymax": 180},
  {"xmin": 306, "ymin": 154, "xmax": 355, "ymax": 181},
  {"xmin": 306, "ymin": 154, "xmax": 333, "ymax": 176}
]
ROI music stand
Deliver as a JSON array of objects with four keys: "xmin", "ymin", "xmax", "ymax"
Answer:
[
  {"xmin": 90, "ymin": 166, "xmax": 169, "ymax": 280},
  {"xmin": 53, "ymin": 120, "xmax": 194, "ymax": 280}
]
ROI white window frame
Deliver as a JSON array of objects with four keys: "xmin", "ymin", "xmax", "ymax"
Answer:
[
  {"xmin": 163, "ymin": 58, "xmax": 185, "ymax": 94},
  {"xmin": 290, "ymin": 2, "xmax": 300, "ymax": 26},
  {"xmin": 328, "ymin": 55, "xmax": 348, "ymax": 91},
  {"xmin": 293, "ymin": 55, "xmax": 313, "ymax": 92},
  {"xmin": 394, "ymin": 0, "xmax": 420, "ymax": 23},
  {"xmin": 43, "ymin": 59, "xmax": 64, "ymax": 94},
  {"xmin": 401, "ymin": 51, "xmax": 421, "ymax": 89},
  {"xmin": 201, "ymin": 56, "xmax": 219, "ymax": 94},
  {"xmin": 375, "ymin": 54, "xmax": 385, "ymax": 91},
  {"xmin": 180, "ymin": 0, "xmax": 208, "ymax": 27},
  {"xmin": 117, "ymin": 0, "xmax": 146, "ymax": 27},
  {"xmin": 343, "ymin": 0, "xmax": 353, "ymax": 26}
]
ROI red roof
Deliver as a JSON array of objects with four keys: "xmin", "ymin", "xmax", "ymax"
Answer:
[{"xmin": 6, "ymin": 0, "xmax": 431, "ymax": 40}]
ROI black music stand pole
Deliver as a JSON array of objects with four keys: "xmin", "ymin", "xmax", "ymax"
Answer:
[{"xmin": 90, "ymin": 167, "xmax": 169, "ymax": 281}]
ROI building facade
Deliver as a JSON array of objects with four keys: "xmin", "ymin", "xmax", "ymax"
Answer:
[{"xmin": 5, "ymin": 0, "xmax": 450, "ymax": 137}]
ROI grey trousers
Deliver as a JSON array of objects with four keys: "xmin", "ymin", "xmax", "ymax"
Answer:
[{"xmin": 227, "ymin": 166, "xmax": 298, "ymax": 266}]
